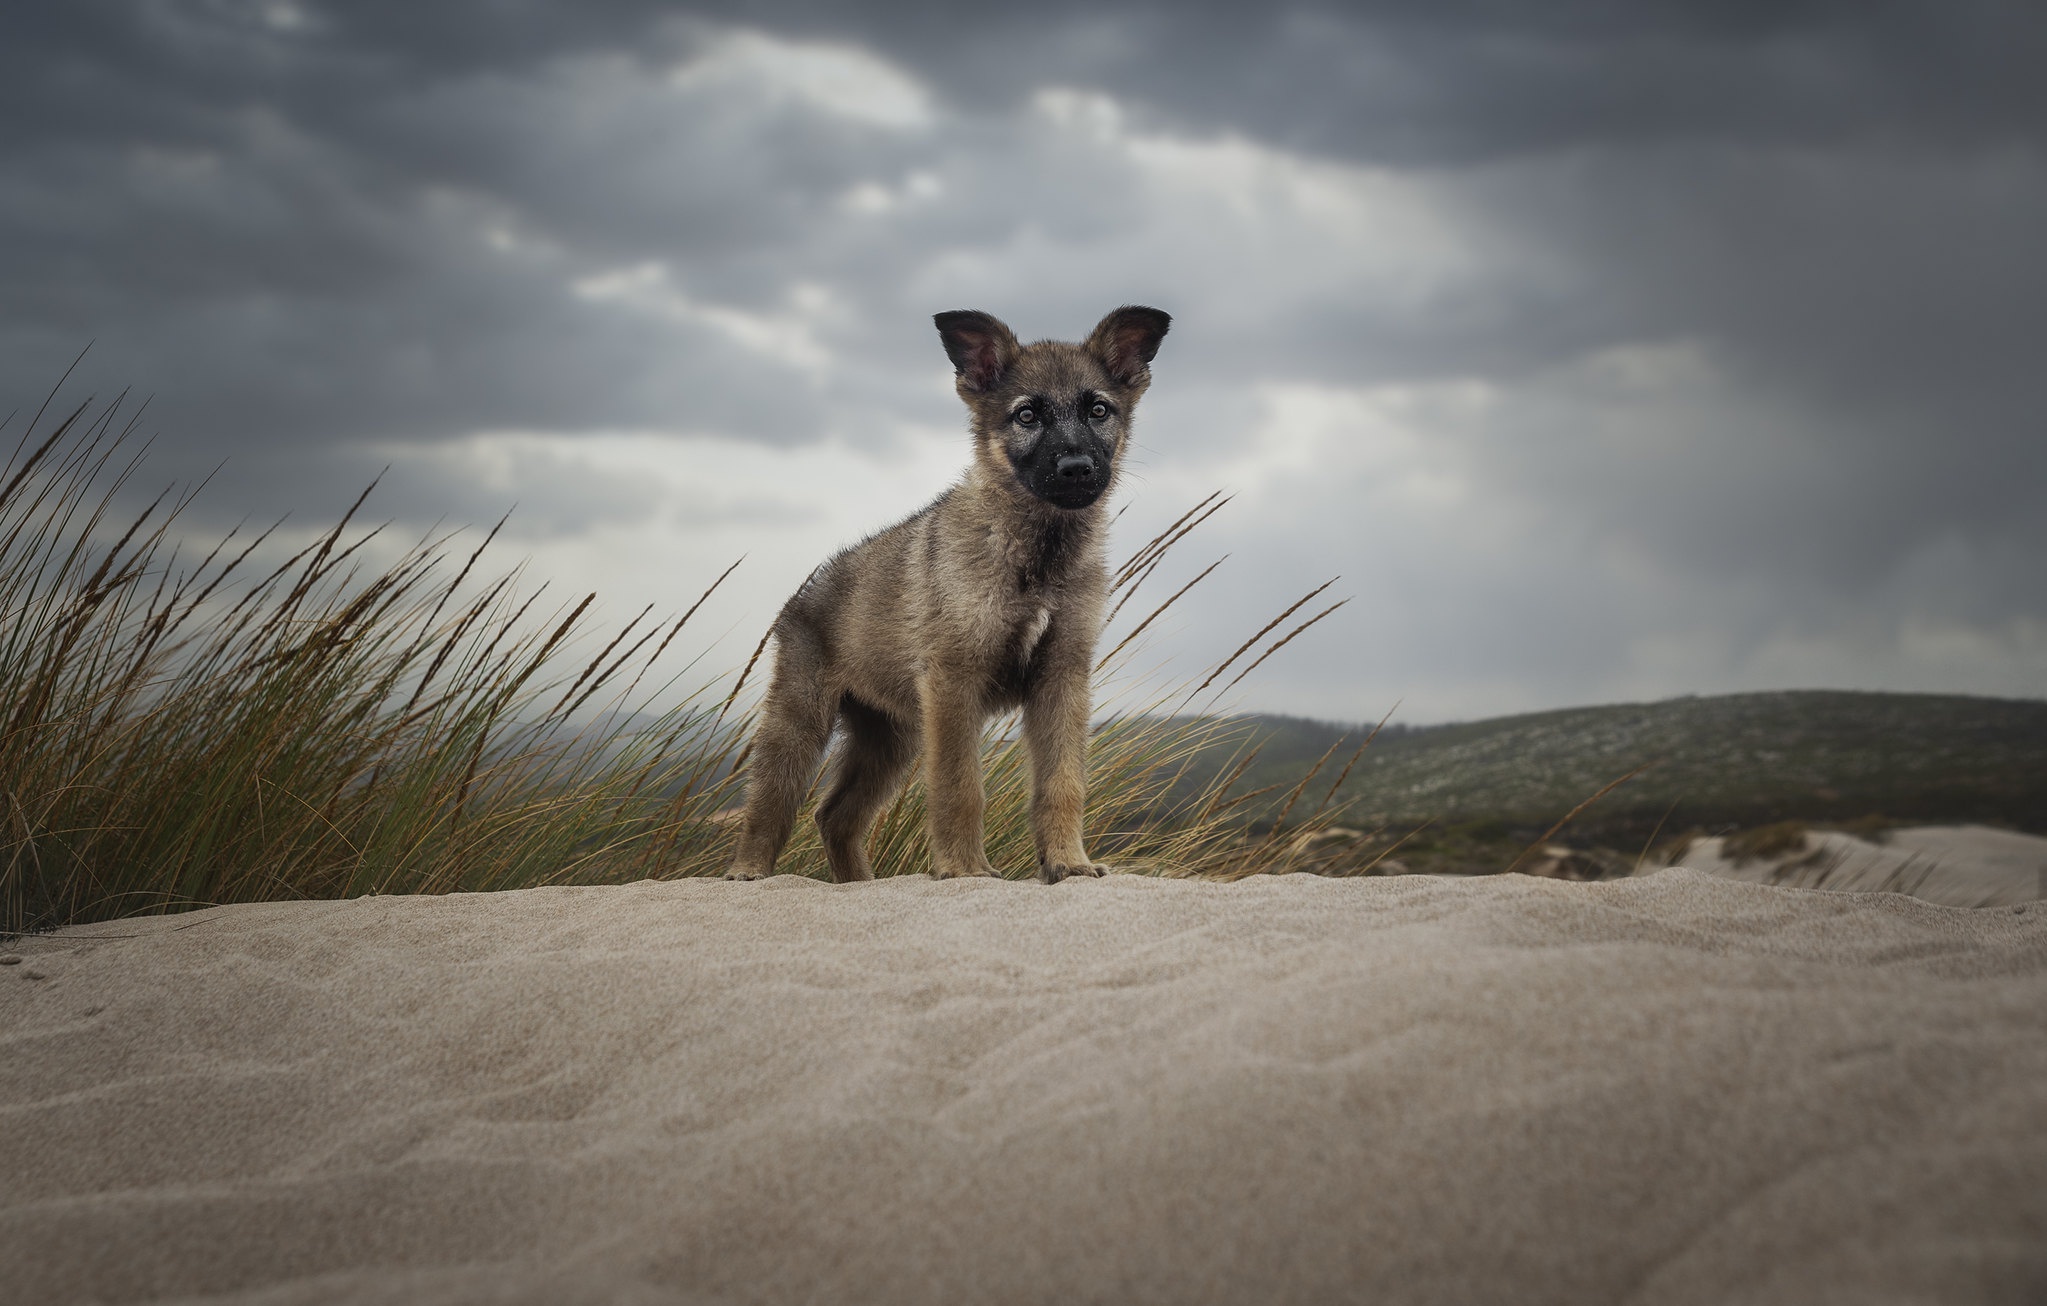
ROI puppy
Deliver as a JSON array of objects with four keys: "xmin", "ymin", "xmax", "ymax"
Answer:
[{"xmin": 726, "ymin": 305, "xmax": 1170, "ymax": 883}]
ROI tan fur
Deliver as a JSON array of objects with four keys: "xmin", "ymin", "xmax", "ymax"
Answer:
[{"xmin": 727, "ymin": 306, "xmax": 1170, "ymax": 884}]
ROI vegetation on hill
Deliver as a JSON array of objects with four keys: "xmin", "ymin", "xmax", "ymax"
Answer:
[{"xmin": 1178, "ymin": 693, "xmax": 2047, "ymax": 875}]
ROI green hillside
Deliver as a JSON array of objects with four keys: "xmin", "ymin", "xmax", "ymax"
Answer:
[{"xmin": 1180, "ymin": 691, "xmax": 2047, "ymax": 852}]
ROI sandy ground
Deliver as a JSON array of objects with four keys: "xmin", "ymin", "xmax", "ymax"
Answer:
[
  {"xmin": 5, "ymin": 868, "xmax": 2045, "ymax": 1305},
  {"xmin": 1663, "ymin": 824, "xmax": 2047, "ymax": 908}
]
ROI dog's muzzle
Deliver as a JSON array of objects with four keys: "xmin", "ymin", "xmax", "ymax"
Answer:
[
  {"xmin": 1037, "ymin": 455, "xmax": 1104, "ymax": 508},
  {"xmin": 1019, "ymin": 436, "xmax": 1111, "ymax": 510}
]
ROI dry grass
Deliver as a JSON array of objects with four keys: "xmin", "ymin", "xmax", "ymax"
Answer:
[
  {"xmin": 1722, "ymin": 820, "xmax": 1811, "ymax": 866},
  {"xmin": 3, "ymin": 387, "xmax": 1354, "ymax": 932},
  {"xmin": 1, "ymin": 391, "xmax": 754, "ymax": 933}
]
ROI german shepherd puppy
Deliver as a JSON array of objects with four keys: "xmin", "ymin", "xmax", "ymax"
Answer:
[{"xmin": 726, "ymin": 305, "xmax": 1171, "ymax": 884}]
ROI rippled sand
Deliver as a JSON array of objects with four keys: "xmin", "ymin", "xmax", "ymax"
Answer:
[{"xmin": 5, "ymin": 868, "xmax": 2044, "ymax": 1304}]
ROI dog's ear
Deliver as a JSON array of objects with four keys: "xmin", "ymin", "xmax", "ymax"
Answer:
[
  {"xmin": 1085, "ymin": 306, "xmax": 1171, "ymax": 386},
  {"xmin": 934, "ymin": 310, "xmax": 1020, "ymax": 393}
]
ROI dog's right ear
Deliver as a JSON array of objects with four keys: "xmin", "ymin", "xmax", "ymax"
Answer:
[
  {"xmin": 1085, "ymin": 305, "xmax": 1171, "ymax": 387},
  {"xmin": 934, "ymin": 310, "xmax": 1019, "ymax": 393}
]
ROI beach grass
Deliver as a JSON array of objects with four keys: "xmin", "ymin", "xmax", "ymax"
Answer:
[{"xmin": 2, "ymin": 390, "xmax": 1350, "ymax": 933}]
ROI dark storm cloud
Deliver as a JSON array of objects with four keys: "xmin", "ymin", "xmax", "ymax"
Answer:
[
  {"xmin": 1, "ymin": 7, "xmax": 877, "ymax": 465},
  {"xmin": 772, "ymin": 0, "xmax": 2047, "ymax": 159},
  {"xmin": 9, "ymin": 2, "xmax": 2041, "ymax": 459}
]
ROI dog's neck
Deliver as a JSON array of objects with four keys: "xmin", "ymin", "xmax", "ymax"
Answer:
[{"xmin": 959, "ymin": 466, "xmax": 1105, "ymax": 596}]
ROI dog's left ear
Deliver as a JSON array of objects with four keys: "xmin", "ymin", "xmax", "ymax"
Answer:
[
  {"xmin": 935, "ymin": 310, "xmax": 1020, "ymax": 393},
  {"xmin": 1085, "ymin": 306, "xmax": 1171, "ymax": 386}
]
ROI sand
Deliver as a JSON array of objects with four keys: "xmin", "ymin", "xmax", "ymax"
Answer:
[
  {"xmin": 1668, "ymin": 824, "xmax": 2047, "ymax": 908},
  {"xmin": 5, "ymin": 868, "xmax": 2045, "ymax": 1305}
]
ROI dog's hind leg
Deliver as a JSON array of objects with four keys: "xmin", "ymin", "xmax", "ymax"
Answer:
[
  {"xmin": 813, "ymin": 695, "xmax": 916, "ymax": 883},
  {"xmin": 727, "ymin": 627, "xmax": 836, "ymax": 880}
]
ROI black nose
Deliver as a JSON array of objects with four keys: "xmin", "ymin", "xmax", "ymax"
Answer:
[{"xmin": 1055, "ymin": 454, "xmax": 1096, "ymax": 481}]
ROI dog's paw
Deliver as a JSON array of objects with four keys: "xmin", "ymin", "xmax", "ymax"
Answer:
[
  {"xmin": 725, "ymin": 865, "xmax": 770, "ymax": 881},
  {"xmin": 1040, "ymin": 860, "xmax": 1112, "ymax": 884},
  {"xmin": 930, "ymin": 860, "xmax": 1005, "ymax": 880}
]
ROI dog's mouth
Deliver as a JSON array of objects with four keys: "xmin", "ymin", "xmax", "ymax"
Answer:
[{"xmin": 1015, "ymin": 442, "xmax": 1111, "ymax": 510}]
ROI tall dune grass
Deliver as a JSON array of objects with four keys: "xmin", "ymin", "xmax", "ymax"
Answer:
[
  {"xmin": 3, "ymin": 390, "xmax": 1356, "ymax": 934},
  {"xmin": 1, "ymin": 391, "xmax": 753, "ymax": 933}
]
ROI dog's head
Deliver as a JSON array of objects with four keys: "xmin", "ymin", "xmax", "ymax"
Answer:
[{"xmin": 935, "ymin": 305, "xmax": 1170, "ymax": 512}]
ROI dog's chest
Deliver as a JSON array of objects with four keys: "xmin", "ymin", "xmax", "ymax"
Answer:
[
  {"xmin": 1007, "ymin": 513, "xmax": 1083, "ymax": 597},
  {"xmin": 1014, "ymin": 603, "xmax": 1053, "ymax": 662},
  {"xmin": 998, "ymin": 537, "xmax": 1067, "ymax": 664}
]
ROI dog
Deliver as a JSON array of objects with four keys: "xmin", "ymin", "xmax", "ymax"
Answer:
[{"xmin": 725, "ymin": 305, "xmax": 1170, "ymax": 884}]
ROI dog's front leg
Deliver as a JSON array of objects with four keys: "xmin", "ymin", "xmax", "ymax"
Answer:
[
  {"xmin": 1022, "ymin": 634, "xmax": 1109, "ymax": 884},
  {"xmin": 919, "ymin": 670, "xmax": 1001, "ymax": 878}
]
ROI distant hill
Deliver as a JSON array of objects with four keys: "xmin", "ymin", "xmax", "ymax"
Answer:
[{"xmin": 1176, "ymin": 691, "xmax": 2047, "ymax": 843}]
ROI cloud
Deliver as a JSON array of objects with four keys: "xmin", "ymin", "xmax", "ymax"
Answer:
[{"xmin": 669, "ymin": 27, "xmax": 933, "ymax": 130}]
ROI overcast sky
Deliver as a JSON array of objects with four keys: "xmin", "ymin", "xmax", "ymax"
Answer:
[{"xmin": 5, "ymin": 0, "xmax": 2044, "ymax": 723}]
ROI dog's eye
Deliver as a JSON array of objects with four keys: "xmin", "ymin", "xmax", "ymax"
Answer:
[
  {"xmin": 1014, "ymin": 407, "xmax": 1038, "ymax": 426},
  {"xmin": 1089, "ymin": 401, "xmax": 1111, "ymax": 421}
]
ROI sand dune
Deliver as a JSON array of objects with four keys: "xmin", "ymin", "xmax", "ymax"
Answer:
[
  {"xmin": 1667, "ymin": 824, "xmax": 2047, "ymax": 908},
  {"xmin": 5, "ymin": 869, "xmax": 2045, "ymax": 1304}
]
